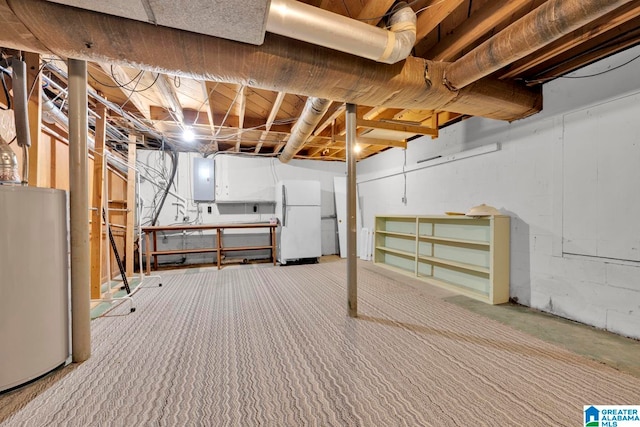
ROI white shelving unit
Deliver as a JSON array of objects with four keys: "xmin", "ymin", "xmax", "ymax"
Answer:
[{"xmin": 374, "ymin": 215, "xmax": 510, "ymax": 304}]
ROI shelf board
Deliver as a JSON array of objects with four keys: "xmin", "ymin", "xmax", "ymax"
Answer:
[
  {"xmin": 417, "ymin": 275, "xmax": 490, "ymax": 299},
  {"xmin": 221, "ymin": 245, "xmax": 273, "ymax": 252},
  {"xmin": 152, "ymin": 248, "xmax": 218, "ymax": 255},
  {"xmin": 375, "ymin": 246, "xmax": 415, "ymax": 258},
  {"xmin": 417, "ymin": 255, "xmax": 489, "ymax": 275},
  {"xmin": 376, "ymin": 230, "xmax": 416, "ymax": 239},
  {"xmin": 418, "ymin": 235, "xmax": 489, "ymax": 247},
  {"xmin": 374, "ymin": 261, "xmax": 415, "ymax": 276}
]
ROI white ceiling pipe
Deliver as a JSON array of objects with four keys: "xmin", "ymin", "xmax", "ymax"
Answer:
[
  {"xmin": 267, "ymin": 0, "xmax": 416, "ymax": 65},
  {"xmin": 278, "ymin": 97, "xmax": 331, "ymax": 163}
]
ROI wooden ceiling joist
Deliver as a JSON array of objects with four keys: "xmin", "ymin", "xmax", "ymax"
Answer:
[
  {"xmin": 155, "ymin": 74, "xmax": 184, "ymax": 124},
  {"xmin": 414, "ymin": 0, "xmax": 466, "ymax": 45},
  {"xmin": 149, "ymin": 105, "xmax": 291, "ymax": 133},
  {"xmin": 356, "ymin": 119, "xmax": 439, "ymax": 136},
  {"xmin": 235, "ymin": 85, "xmax": 246, "ymax": 152},
  {"xmin": 202, "ymin": 80, "xmax": 219, "ymax": 152},
  {"xmin": 255, "ymin": 91, "xmax": 286, "ymax": 153},
  {"xmin": 421, "ymin": 0, "xmax": 535, "ymax": 60},
  {"xmin": 314, "ymin": 103, "xmax": 345, "ymax": 136}
]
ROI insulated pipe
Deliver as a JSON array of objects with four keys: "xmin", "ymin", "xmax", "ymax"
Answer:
[
  {"xmin": 267, "ymin": 0, "xmax": 416, "ymax": 64},
  {"xmin": 68, "ymin": 59, "xmax": 91, "ymax": 363},
  {"xmin": 444, "ymin": 0, "xmax": 633, "ymax": 91},
  {"xmin": 277, "ymin": 2, "xmax": 417, "ymax": 162},
  {"xmin": 346, "ymin": 103, "xmax": 357, "ymax": 318},
  {"xmin": 5, "ymin": 0, "xmax": 541, "ymax": 121},
  {"xmin": 10, "ymin": 58, "xmax": 30, "ymax": 148},
  {"xmin": 278, "ymin": 97, "xmax": 331, "ymax": 163}
]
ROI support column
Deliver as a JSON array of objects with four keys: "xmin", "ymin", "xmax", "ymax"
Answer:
[
  {"xmin": 125, "ymin": 135, "xmax": 137, "ymax": 277},
  {"xmin": 346, "ymin": 103, "xmax": 357, "ymax": 318},
  {"xmin": 90, "ymin": 104, "xmax": 106, "ymax": 299},
  {"xmin": 68, "ymin": 58, "xmax": 91, "ymax": 362}
]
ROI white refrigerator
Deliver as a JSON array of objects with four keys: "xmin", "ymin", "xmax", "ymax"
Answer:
[{"xmin": 275, "ymin": 180, "xmax": 322, "ymax": 264}]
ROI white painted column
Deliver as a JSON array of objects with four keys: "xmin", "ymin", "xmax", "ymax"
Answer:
[{"xmin": 68, "ymin": 58, "xmax": 91, "ymax": 362}]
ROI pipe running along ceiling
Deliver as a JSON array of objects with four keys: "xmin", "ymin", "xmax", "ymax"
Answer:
[
  {"xmin": 2, "ymin": 0, "xmax": 540, "ymax": 122},
  {"xmin": 0, "ymin": 0, "xmax": 635, "ymax": 160}
]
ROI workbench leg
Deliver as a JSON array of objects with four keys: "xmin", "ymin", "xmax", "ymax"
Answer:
[
  {"xmin": 145, "ymin": 232, "xmax": 151, "ymax": 275},
  {"xmin": 271, "ymin": 226, "xmax": 276, "ymax": 266},
  {"xmin": 216, "ymin": 229, "xmax": 221, "ymax": 270},
  {"xmin": 153, "ymin": 231, "xmax": 158, "ymax": 270}
]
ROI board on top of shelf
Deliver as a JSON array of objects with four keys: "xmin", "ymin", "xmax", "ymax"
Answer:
[{"xmin": 374, "ymin": 214, "xmax": 510, "ymax": 305}]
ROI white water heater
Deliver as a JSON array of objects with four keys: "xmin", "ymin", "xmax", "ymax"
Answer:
[{"xmin": 0, "ymin": 186, "xmax": 70, "ymax": 392}]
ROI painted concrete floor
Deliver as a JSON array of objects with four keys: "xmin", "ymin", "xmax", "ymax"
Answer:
[{"xmin": 444, "ymin": 295, "xmax": 640, "ymax": 378}]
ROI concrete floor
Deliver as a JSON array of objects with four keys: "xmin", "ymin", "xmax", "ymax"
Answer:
[
  {"xmin": 444, "ymin": 295, "xmax": 640, "ymax": 378},
  {"xmin": 360, "ymin": 257, "xmax": 640, "ymax": 379}
]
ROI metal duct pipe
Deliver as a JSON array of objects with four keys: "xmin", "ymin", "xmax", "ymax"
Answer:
[
  {"xmin": 279, "ymin": 97, "xmax": 331, "ymax": 163},
  {"xmin": 276, "ymin": 2, "xmax": 416, "ymax": 163},
  {"xmin": 4, "ymin": 0, "xmax": 541, "ymax": 121},
  {"xmin": 444, "ymin": 0, "xmax": 633, "ymax": 91},
  {"xmin": 42, "ymin": 94, "xmax": 70, "ymax": 129},
  {"xmin": 267, "ymin": 0, "xmax": 416, "ymax": 64},
  {"xmin": 10, "ymin": 58, "xmax": 30, "ymax": 148}
]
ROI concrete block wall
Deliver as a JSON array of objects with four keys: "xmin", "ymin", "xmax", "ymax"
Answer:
[{"xmin": 358, "ymin": 45, "xmax": 640, "ymax": 339}]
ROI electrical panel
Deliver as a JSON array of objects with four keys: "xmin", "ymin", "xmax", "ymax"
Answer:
[{"xmin": 193, "ymin": 157, "xmax": 215, "ymax": 202}]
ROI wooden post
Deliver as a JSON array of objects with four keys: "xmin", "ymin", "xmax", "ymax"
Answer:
[
  {"xmin": 25, "ymin": 52, "xmax": 42, "ymax": 187},
  {"xmin": 125, "ymin": 135, "xmax": 137, "ymax": 277},
  {"xmin": 90, "ymin": 104, "xmax": 107, "ymax": 299},
  {"xmin": 346, "ymin": 103, "xmax": 358, "ymax": 318}
]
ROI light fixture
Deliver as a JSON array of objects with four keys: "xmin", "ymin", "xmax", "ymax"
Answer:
[
  {"xmin": 353, "ymin": 144, "xmax": 362, "ymax": 153},
  {"xmin": 183, "ymin": 127, "xmax": 195, "ymax": 142}
]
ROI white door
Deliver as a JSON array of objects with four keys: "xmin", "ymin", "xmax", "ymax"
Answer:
[
  {"xmin": 333, "ymin": 176, "xmax": 361, "ymax": 258},
  {"xmin": 279, "ymin": 205, "xmax": 322, "ymax": 262}
]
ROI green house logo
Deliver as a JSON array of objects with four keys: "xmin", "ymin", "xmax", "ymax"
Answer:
[{"xmin": 585, "ymin": 406, "xmax": 599, "ymax": 427}]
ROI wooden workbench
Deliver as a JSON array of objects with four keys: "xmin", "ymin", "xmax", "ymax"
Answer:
[{"xmin": 142, "ymin": 223, "xmax": 277, "ymax": 273}]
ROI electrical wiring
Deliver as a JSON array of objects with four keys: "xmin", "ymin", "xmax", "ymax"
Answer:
[
  {"xmin": 213, "ymin": 86, "xmax": 244, "ymax": 139},
  {"xmin": 150, "ymin": 146, "xmax": 178, "ymax": 226},
  {"xmin": 560, "ymin": 51, "xmax": 640, "ymax": 79},
  {"xmin": 119, "ymin": 70, "xmax": 145, "ymax": 110},
  {"xmin": 87, "ymin": 69, "xmax": 160, "ymax": 93},
  {"xmin": 0, "ymin": 72, "xmax": 10, "ymax": 110},
  {"xmin": 110, "ymin": 65, "xmax": 143, "ymax": 87}
]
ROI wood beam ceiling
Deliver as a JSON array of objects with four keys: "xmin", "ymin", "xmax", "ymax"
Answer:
[
  {"xmin": 235, "ymin": 85, "xmax": 246, "ymax": 152},
  {"xmin": 419, "ymin": 0, "xmax": 535, "ymax": 60},
  {"xmin": 415, "ymin": 0, "xmax": 466, "ymax": 45}
]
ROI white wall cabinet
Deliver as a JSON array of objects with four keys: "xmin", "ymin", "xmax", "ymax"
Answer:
[{"xmin": 374, "ymin": 215, "xmax": 510, "ymax": 304}]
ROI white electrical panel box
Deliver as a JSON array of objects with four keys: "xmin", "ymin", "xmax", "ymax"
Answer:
[{"xmin": 193, "ymin": 157, "xmax": 215, "ymax": 202}]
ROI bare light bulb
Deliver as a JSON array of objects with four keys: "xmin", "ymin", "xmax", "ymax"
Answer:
[{"xmin": 183, "ymin": 127, "xmax": 195, "ymax": 142}]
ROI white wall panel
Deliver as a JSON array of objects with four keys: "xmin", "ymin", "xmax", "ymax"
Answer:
[
  {"xmin": 358, "ymin": 44, "xmax": 640, "ymax": 339},
  {"xmin": 563, "ymin": 92, "xmax": 640, "ymax": 261}
]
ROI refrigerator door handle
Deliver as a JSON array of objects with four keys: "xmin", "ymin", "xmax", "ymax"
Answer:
[{"xmin": 282, "ymin": 186, "xmax": 287, "ymax": 227}]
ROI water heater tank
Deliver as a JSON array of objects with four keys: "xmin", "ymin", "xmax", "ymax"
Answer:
[{"xmin": 0, "ymin": 186, "xmax": 70, "ymax": 392}]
